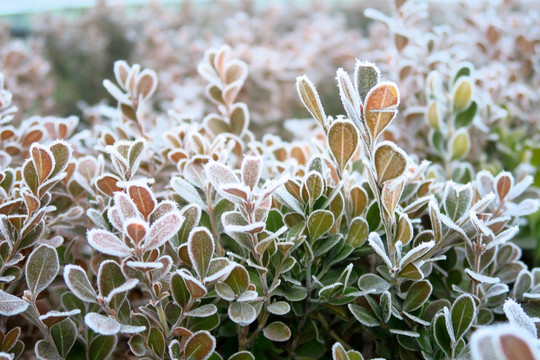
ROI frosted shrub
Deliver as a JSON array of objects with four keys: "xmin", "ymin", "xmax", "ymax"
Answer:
[{"xmin": 0, "ymin": 1, "xmax": 539, "ymax": 358}]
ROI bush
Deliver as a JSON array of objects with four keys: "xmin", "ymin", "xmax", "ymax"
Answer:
[{"xmin": 1, "ymin": 2, "xmax": 540, "ymax": 360}]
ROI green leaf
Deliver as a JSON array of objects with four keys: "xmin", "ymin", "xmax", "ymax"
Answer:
[
  {"xmin": 88, "ymin": 335, "xmax": 116, "ymax": 360},
  {"xmin": 355, "ymin": 60, "xmax": 380, "ymax": 102},
  {"xmin": 348, "ymin": 304, "xmax": 379, "ymax": 327},
  {"xmin": 224, "ymin": 265, "xmax": 249, "ymax": 295},
  {"xmin": 455, "ymin": 101, "xmax": 477, "ymax": 128},
  {"xmin": 188, "ymin": 227, "xmax": 215, "ymax": 280},
  {"xmin": 263, "ymin": 322, "xmax": 291, "ymax": 342},
  {"xmin": 97, "ymin": 260, "xmax": 125, "ymax": 307},
  {"xmin": 267, "ymin": 301, "xmax": 291, "ymax": 316},
  {"xmin": 185, "ymin": 331, "xmax": 216, "ymax": 360},
  {"xmin": 51, "ymin": 319, "xmax": 77, "ymax": 358},
  {"xmin": 148, "ymin": 327, "xmax": 165, "ymax": 356},
  {"xmin": 403, "ymin": 280, "xmax": 432, "ymax": 312},
  {"xmin": 451, "ymin": 294, "xmax": 476, "ymax": 341},
  {"xmin": 433, "ymin": 312, "xmax": 452, "ymax": 358},
  {"xmin": 228, "ymin": 302, "xmax": 256, "ymax": 326},
  {"xmin": 170, "ymin": 272, "xmax": 190, "ymax": 308},
  {"xmin": 348, "ymin": 217, "xmax": 368, "ymax": 247},
  {"xmin": 128, "ymin": 334, "xmax": 145, "ymax": 356},
  {"xmin": 26, "ymin": 244, "xmax": 59, "ymax": 296},
  {"xmin": 35, "ymin": 340, "xmax": 62, "ymax": 360},
  {"xmin": 307, "ymin": 210, "xmax": 334, "ymax": 241}
]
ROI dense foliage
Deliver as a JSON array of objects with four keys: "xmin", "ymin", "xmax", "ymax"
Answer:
[{"xmin": 1, "ymin": 1, "xmax": 540, "ymax": 359}]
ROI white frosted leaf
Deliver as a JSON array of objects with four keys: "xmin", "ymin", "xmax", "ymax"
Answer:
[
  {"xmin": 105, "ymin": 278, "xmax": 139, "ymax": 303},
  {"xmin": 465, "ymin": 269, "xmax": 500, "ymax": 284},
  {"xmin": 84, "ymin": 313, "xmax": 121, "ymax": 335},
  {"xmin": 170, "ymin": 177, "xmax": 205, "ymax": 208},
  {"xmin": 120, "ymin": 324, "xmax": 146, "ymax": 334},
  {"xmin": 126, "ymin": 261, "xmax": 164, "ymax": 270},
  {"xmin": 87, "ymin": 229, "xmax": 131, "ymax": 257},
  {"xmin": 400, "ymin": 240, "xmax": 435, "ymax": 268},
  {"xmin": 368, "ymin": 232, "xmax": 392, "ymax": 268},
  {"xmin": 0, "ymin": 290, "xmax": 29, "ymax": 316},
  {"xmin": 236, "ymin": 290, "xmax": 258, "ymax": 302},
  {"xmin": 503, "ymin": 299, "xmax": 537, "ymax": 338},
  {"xmin": 39, "ymin": 309, "xmax": 80, "ymax": 321},
  {"xmin": 64, "ymin": 264, "xmax": 97, "ymax": 303},
  {"xmin": 184, "ymin": 304, "xmax": 218, "ymax": 318},
  {"xmin": 145, "ymin": 211, "xmax": 184, "ymax": 250}
]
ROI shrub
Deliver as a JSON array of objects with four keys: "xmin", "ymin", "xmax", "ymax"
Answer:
[{"xmin": 1, "ymin": 2, "xmax": 540, "ymax": 360}]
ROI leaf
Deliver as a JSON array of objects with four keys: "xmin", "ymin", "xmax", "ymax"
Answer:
[
  {"xmin": 185, "ymin": 304, "xmax": 218, "ymax": 318},
  {"xmin": 171, "ymin": 177, "xmax": 205, "ymax": 208},
  {"xmin": 451, "ymin": 294, "xmax": 476, "ymax": 341},
  {"xmin": 185, "ymin": 331, "xmax": 216, "ymax": 360},
  {"xmin": 354, "ymin": 60, "xmax": 380, "ymax": 102},
  {"xmin": 263, "ymin": 322, "xmax": 291, "ymax": 342},
  {"xmin": 26, "ymin": 244, "xmax": 59, "ymax": 296},
  {"xmin": 64, "ymin": 264, "xmax": 97, "ymax": 303},
  {"xmin": 471, "ymin": 324, "xmax": 540, "ymax": 360},
  {"xmin": 328, "ymin": 120, "xmax": 359, "ymax": 172},
  {"xmin": 465, "ymin": 269, "xmax": 500, "ymax": 284},
  {"xmin": 128, "ymin": 184, "xmax": 156, "ymax": 219},
  {"xmin": 148, "ymin": 327, "xmax": 165, "ymax": 356},
  {"xmin": 433, "ymin": 312, "xmax": 452, "ymax": 358},
  {"xmin": 224, "ymin": 265, "xmax": 249, "ymax": 295},
  {"xmin": 296, "ymin": 75, "xmax": 326, "ymax": 129},
  {"xmin": 348, "ymin": 304, "xmax": 379, "ymax": 327},
  {"xmin": 332, "ymin": 343, "xmax": 348, "ymax": 360},
  {"xmin": 51, "ymin": 319, "xmax": 77, "ymax": 357},
  {"xmin": 452, "ymin": 77, "xmax": 473, "ymax": 112},
  {"xmin": 336, "ymin": 68, "xmax": 362, "ymax": 126},
  {"xmin": 89, "ymin": 335, "xmax": 116, "ymax": 360},
  {"xmin": 503, "ymin": 299, "xmax": 537, "ymax": 337},
  {"xmin": 87, "ymin": 229, "xmax": 131, "ymax": 257},
  {"xmin": 241, "ymin": 156, "xmax": 262, "ymax": 190},
  {"xmin": 348, "ymin": 217, "xmax": 369, "ymax": 247},
  {"xmin": 39, "ymin": 309, "xmax": 80, "ymax": 327},
  {"xmin": 267, "ymin": 301, "xmax": 291, "ymax": 315},
  {"xmin": 455, "ymin": 101, "xmax": 477, "ymax": 128},
  {"xmin": 0, "ymin": 290, "xmax": 28, "ymax": 316},
  {"xmin": 188, "ymin": 227, "xmax": 215, "ymax": 280},
  {"xmin": 84, "ymin": 313, "xmax": 121, "ymax": 335},
  {"xmin": 367, "ymin": 232, "xmax": 392, "ymax": 268},
  {"xmin": 358, "ymin": 274, "xmax": 390, "ymax": 293},
  {"xmin": 170, "ymin": 271, "xmax": 190, "ymax": 308},
  {"xmin": 307, "ymin": 210, "xmax": 334, "ymax": 241},
  {"xmin": 146, "ymin": 211, "xmax": 184, "ymax": 250},
  {"xmin": 395, "ymin": 214, "xmax": 413, "ymax": 246},
  {"xmin": 403, "ymin": 280, "xmax": 432, "ymax": 312},
  {"xmin": 374, "ymin": 141, "xmax": 407, "ymax": 184},
  {"xmin": 228, "ymin": 302, "xmax": 257, "ymax": 326},
  {"xmin": 364, "ymin": 82, "xmax": 400, "ymax": 140},
  {"xmin": 95, "ymin": 175, "xmax": 122, "ymax": 197},
  {"xmin": 35, "ymin": 340, "xmax": 62, "ymax": 360},
  {"xmin": 30, "ymin": 144, "xmax": 54, "ymax": 184},
  {"xmin": 450, "ymin": 129, "xmax": 470, "ymax": 160},
  {"xmin": 229, "ymin": 351, "xmax": 255, "ymax": 360}
]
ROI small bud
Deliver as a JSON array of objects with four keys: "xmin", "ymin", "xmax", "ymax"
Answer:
[
  {"xmin": 450, "ymin": 129, "xmax": 470, "ymax": 160},
  {"xmin": 452, "ymin": 77, "xmax": 473, "ymax": 112}
]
